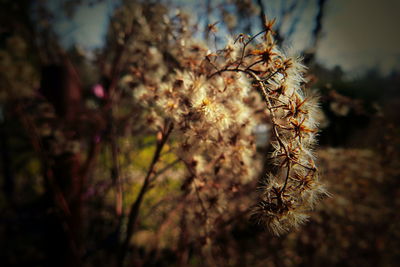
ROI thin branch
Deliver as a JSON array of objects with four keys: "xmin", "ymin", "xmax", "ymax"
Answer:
[
  {"xmin": 110, "ymin": 109, "xmax": 124, "ymax": 217},
  {"xmin": 118, "ymin": 121, "xmax": 174, "ymax": 267},
  {"xmin": 207, "ymin": 60, "xmax": 293, "ymax": 204},
  {"xmin": 236, "ymin": 29, "xmax": 267, "ymax": 69},
  {"xmin": 151, "ymin": 158, "xmax": 180, "ymax": 182},
  {"xmin": 12, "ymin": 100, "xmax": 82, "ymax": 265},
  {"xmin": 180, "ymin": 159, "xmax": 208, "ymax": 220}
]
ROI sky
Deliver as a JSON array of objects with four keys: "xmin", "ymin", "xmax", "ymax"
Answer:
[
  {"xmin": 46, "ymin": 0, "xmax": 116, "ymax": 48},
  {"xmin": 48, "ymin": 0, "xmax": 400, "ymax": 76},
  {"xmin": 316, "ymin": 0, "xmax": 400, "ymax": 75}
]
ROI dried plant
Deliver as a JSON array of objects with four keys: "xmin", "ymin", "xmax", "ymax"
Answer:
[
  {"xmin": 132, "ymin": 18, "xmax": 327, "ymax": 236},
  {"xmin": 5, "ymin": 1, "xmax": 400, "ymax": 266}
]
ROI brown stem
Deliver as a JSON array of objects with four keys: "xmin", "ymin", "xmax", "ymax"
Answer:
[
  {"xmin": 281, "ymin": 165, "xmax": 292, "ymax": 196},
  {"xmin": 244, "ymin": 59, "xmax": 264, "ymax": 71},
  {"xmin": 118, "ymin": 122, "xmax": 173, "ymax": 267},
  {"xmin": 208, "ymin": 66, "xmax": 292, "ymax": 197},
  {"xmin": 151, "ymin": 159, "xmax": 180, "ymax": 181},
  {"xmin": 180, "ymin": 159, "xmax": 208, "ymax": 219},
  {"xmin": 236, "ymin": 29, "xmax": 267, "ymax": 70},
  {"xmin": 14, "ymin": 101, "xmax": 82, "ymax": 266},
  {"xmin": 109, "ymin": 108, "xmax": 124, "ymax": 217}
]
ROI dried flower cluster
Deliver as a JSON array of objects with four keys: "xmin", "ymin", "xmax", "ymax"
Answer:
[
  {"xmin": 132, "ymin": 17, "xmax": 326, "ymax": 235},
  {"xmin": 133, "ymin": 42, "xmax": 264, "ymax": 234},
  {"xmin": 219, "ymin": 28, "xmax": 329, "ymax": 235}
]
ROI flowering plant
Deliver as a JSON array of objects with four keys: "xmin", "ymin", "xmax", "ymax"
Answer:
[{"xmin": 132, "ymin": 19, "xmax": 327, "ymax": 236}]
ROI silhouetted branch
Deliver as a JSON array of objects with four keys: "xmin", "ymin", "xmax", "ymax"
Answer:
[{"xmin": 119, "ymin": 121, "xmax": 174, "ymax": 267}]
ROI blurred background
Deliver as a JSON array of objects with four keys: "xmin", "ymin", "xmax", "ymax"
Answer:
[{"xmin": 0, "ymin": 0, "xmax": 399, "ymax": 266}]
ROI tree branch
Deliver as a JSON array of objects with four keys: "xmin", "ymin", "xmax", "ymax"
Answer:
[{"xmin": 118, "ymin": 121, "xmax": 174, "ymax": 267}]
